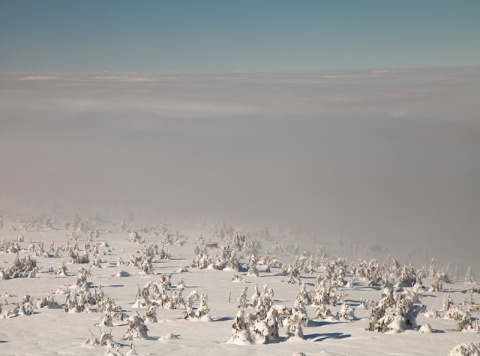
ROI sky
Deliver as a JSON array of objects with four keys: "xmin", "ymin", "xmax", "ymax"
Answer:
[
  {"xmin": 1, "ymin": 0, "xmax": 480, "ymax": 71},
  {"xmin": 1, "ymin": 2, "xmax": 480, "ymax": 271}
]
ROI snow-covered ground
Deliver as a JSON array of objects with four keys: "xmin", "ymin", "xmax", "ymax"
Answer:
[{"xmin": 0, "ymin": 209, "xmax": 479, "ymax": 356}]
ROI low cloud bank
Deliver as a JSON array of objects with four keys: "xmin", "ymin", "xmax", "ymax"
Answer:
[{"xmin": 1, "ymin": 68, "xmax": 479, "ymax": 271}]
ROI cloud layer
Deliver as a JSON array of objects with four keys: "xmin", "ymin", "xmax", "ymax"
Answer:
[{"xmin": 1, "ymin": 68, "xmax": 480, "ymax": 270}]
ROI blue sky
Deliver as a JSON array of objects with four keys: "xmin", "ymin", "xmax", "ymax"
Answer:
[{"xmin": 1, "ymin": 0, "xmax": 479, "ymax": 71}]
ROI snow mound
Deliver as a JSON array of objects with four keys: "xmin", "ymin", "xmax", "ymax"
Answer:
[
  {"xmin": 419, "ymin": 323, "xmax": 432, "ymax": 333},
  {"xmin": 159, "ymin": 333, "xmax": 180, "ymax": 341}
]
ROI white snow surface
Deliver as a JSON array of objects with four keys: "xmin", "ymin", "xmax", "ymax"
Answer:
[{"xmin": 0, "ymin": 211, "xmax": 478, "ymax": 356}]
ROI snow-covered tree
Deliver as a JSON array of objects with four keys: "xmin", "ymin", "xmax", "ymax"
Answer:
[
  {"xmin": 252, "ymin": 307, "xmax": 281, "ymax": 343},
  {"xmin": 124, "ymin": 313, "xmax": 149, "ymax": 340},
  {"xmin": 237, "ymin": 287, "xmax": 248, "ymax": 309},
  {"xmin": 465, "ymin": 266, "xmax": 476, "ymax": 284},
  {"xmin": 227, "ymin": 309, "xmax": 253, "ymax": 344}
]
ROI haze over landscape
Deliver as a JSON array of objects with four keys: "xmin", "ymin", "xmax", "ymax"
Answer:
[{"xmin": 2, "ymin": 1, "xmax": 480, "ymax": 271}]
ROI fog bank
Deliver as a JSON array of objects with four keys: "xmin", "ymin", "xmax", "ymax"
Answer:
[{"xmin": 1, "ymin": 68, "xmax": 479, "ymax": 271}]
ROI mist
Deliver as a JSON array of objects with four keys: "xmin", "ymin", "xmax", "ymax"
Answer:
[{"xmin": 1, "ymin": 68, "xmax": 479, "ymax": 271}]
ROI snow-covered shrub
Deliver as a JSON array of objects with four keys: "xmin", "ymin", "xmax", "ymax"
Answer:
[
  {"xmin": 251, "ymin": 307, "xmax": 282, "ymax": 343},
  {"xmin": 36, "ymin": 295, "xmax": 61, "ymax": 309},
  {"xmin": 313, "ymin": 277, "xmax": 344, "ymax": 307},
  {"xmin": 429, "ymin": 271, "xmax": 448, "ymax": 292},
  {"xmin": 444, "ymin": 294, "xmax": 454, "ymax": 311},
  {"xmin": 132, "ymin": 285, "xmax": 150, "ymax": 309},
  {"xmin": 191, "ymin": 243, "xmax": 211, "ymax": 269},
  {"xmin": 56, "ymin": 263, "xmax": 68, "ymax": 276},
  {"xmin": 69, "ymin": 250, "xmax": 90, "ymax": 264},
  {"xmin": 296, "ymin": 283, "xmax": 313, "ymax": 306},
  {"xmin": 3, "ymin": 254, "xmax": 38, "ymax": 278},
  {"xmin": 183, "ymin": 291, "xmax": 200, "ymax": 320},
  {"xmin": 195, "ymin": 293, "xmax": 211, "ymax": 321},
  {"xmin": 2, "ymin": 304, "xmax": 20, "ymax": 318},
  {"xmin": 356, "ymin": 259, "xmax": 385, "ymax": 287},
  {"xmin": 253, "ymin": 284, "xmax": 274, "ymax": 320},
  {"xmin": 286, "ymin": 299, "xmax": 308, "ymax": 339},
  {"xmin": 424, "ymin": 308, "xmax": 441, "ymax": 319},
  {"xmin": 83, "ymin": 329, "xmax": 115, "ymax": 349},
  {"xmin": 396, "ymin": 264, "xmax": 422, "ymax": 288},
  {"xmin": 247, "ymin": 254, "xmax": 259, "ymax": 277},
  {"xmin": 448, "ymin": 342, "xmax": 480, "ymax": 356},
  {"xmin": 232, "ymin": 274, "xmax": 244, "ymax": 283},
  {"xmin": 316, "ymin": 304, "xmax": 334, "ymax": 320},
  {"xmin": 0, "ymin": 239, "xmax": 21, "ymax": 253},
  {"xmin": 124, "ymin": 313, "xmax": 149, "ymax": 340},
  {"xmin": 145, "ymin": 305, "xmax": 158, "ymax": 323},
  {"xmin": 465, "ymin": 266, "xmax": 476, "ymax": 284},
  {"xmin": 457, "ymin": 307, "xmax": 480, "ymax": 332},
  {"xmin": 257, "ymin": 254, "xmax": 282, "ymax": 272},
  {"xmin": 215, "ymin": 244, "xmax": 239, "ymax": 271},
  {"xmin": 237, "ymin": 286, "xmax": 249, "ymax": 308},
  {"xmin": 75, "ymin": 267, "xmax": 91, "ymax": 288},
  {"xmin": 227, "ymin": 309, "xmax": 253, "ymax": 344},
  {"xmin": 129, "ymin": 232, "xmax": 144, "ymax": 244},
  {"xmin": 445, "ymin": 305, "xmax": 466, "ymax": 321},
  {"xmin": 338, "ymin": 303, "xmax": 355, "ymax": 321},
  {"xmin": 368, "ymin": 286, "xmax": 424, "ymax": 333},
  {"xmin": 183, "ymin": 291, "xmax": 211, "ymax": 321}
]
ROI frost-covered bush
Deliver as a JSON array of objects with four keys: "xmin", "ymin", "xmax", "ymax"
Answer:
[
  {"xmin": 195, "ymin": 293, "xmax": 211, "ymax": 320},
  {"xmin": 247, "ymin": 254, "xmax": 259, "ymax": 277},
  {"xmin": 356, "ymin": 259, "xmax": 385, "ymax": 286},
  {"xmin": 227, "ymin": 309, "xmax": 253, "ymax": 344},
  {"xmin": 69, "ymin": 250, "xmax": 90, "ymax": 264},
  {"xmin": 191, "ymin": 242, "xmax": 211, "ymax": 269},
  {"xmin": 129, "ymin": 231, "xmax": 144, "ymax": 244},
  {"xmin": 145, "ymin": 305, "xmax": 158, "ymax": 323},
  {"xmin": 429, "ymin": 271, "xmax": 449, "ymax": 292},
  {"xmin": 396, "ymin": 264, "xmax": 422, "ymax": 288},
  {"xmin": 282, "ymin": 264, "xmax": 301, "ymax": 284},
  {"xmin": 83, "ymin": 329, "xmax": 115, "ymax": 349},
  {"xmin": 237, "ymin": 287, "xmax": 249, "ymax": 308},
  {"xmin": 183, "ymin": 292, "xmax": 211, "ymax": 321},
  {"xmin": 128, "ymin": 246, "xmax": 160, "ymax": 274},
  {"xmin": 36, "ymin": 295, "xmax": 61, "ymax": 309},
  {"xmin": 124, "ymin": 313, "xmax": 149, "ymax": 340},
  {"xmin": 286, "ymin": 299, "xmax": 308, "ymax": 339},
  {"xmin": 215, "ymin": 243, "xmax": 239, "ymax": 271},
  {"xmin": 56, "ymin": 263, "xmax": 68, "ymax": 276},
  {"xmin": 232, "ymin": 274, "xmax": 245, "ymax": 283},
  {"xmin": 368, "ymin": 286, "xmax": 424, "ymax": 333},
  {"xmin": 253, "ymin": 284, "xmax": 274, "ymax": 320},
  {"xmin": 296, "ymin": 283, "xmax": 313, "ymax": 307},
  {"xmin": 0, "ymin": 239, "xmax": 21, "ymax": 254},
  {"xmin": 445, "ymin": 305, "xmax": 466, "ymax": 321},
  {"xmin": 135, "ymin": 279, "xmax": 185, "ymax": 310},
  {"xmin": 457, "ymin": 307, "xmax": 480, "ymax": 332},
  {"xmin": 75, "ymin": 267, "xmax": 91, "ymax": 289},
  {"xmin": 465, "ymin": 266, "xmax": 476, "ymax": 284},
  {"xmin": 338, "ymin": 303, "xmax": 356, "ymax": 321},
  {"xmin": 2, "ymin": 254, "xmax": 38, "ymax": 278},
  {"xmin": 252, "ymin": 307, "xmax": 282, "ymax": 343},
  {"xmin": 316, "ymin": 304, "xmax": 334, "ymax": 320},
  {"xmin": 132, "ymin": 285, "xmax": 151, "ymax": 309},
  {"xmin": 313, "ymin": 277, "xmax": 344, "ymax": 307},
  {"xmin": 448, "ymin": 343, "xmax": 480, "ymax": 356},
  {"xmin": 3, "ymin": 295, "xmax": 35, "ymax": 318}
]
